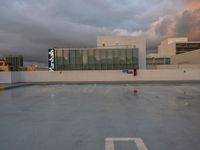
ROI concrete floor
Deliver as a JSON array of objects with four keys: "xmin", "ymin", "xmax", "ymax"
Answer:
[{"xmin": 0, "ymin": 84, "xmax": 200, "ymax": 150}]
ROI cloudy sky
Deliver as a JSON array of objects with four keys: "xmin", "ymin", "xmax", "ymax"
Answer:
[{"xmin": 0, "ymin": 0, "xmax": 200, "ymax": 65}]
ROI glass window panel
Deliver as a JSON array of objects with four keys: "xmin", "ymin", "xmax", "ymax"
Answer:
[
  {"xmin": 82, "ymin": 50, "xmax": 88, "ymax": 65},
  {"xmin": 75, "ymin": 50, "xmax": 82, "ymax": 64},
  {"xmin": 132, "ymin": 49, "xmax": 138, "ymax": 67},
  {"xmin": 126, "ymin": 49, "xmax": 132, "ymax": 65},
  {"xmin": 82, "ymin": 50, "xmax": 88, "ymax": 69},
  {"xmin": 63, "ymin": 49, "xmax": 69, "ymax": 64},
  {"xmin": 107, "ymin": 49, "xmax": 113, "ymax": 65},
  {"xmin": 113, "ymin": 49, "xmax": 120, "ymax": 66},
  {"xmin": 55, "ymin": 49, "xmax": 63, "ymax": 70},
  {"xmin": 69, "ymin": 50, "xmax": 75, "ymax": 64},
  {"xmin": 101, "ymin": 49, "xmax": 107, "ymax": 64},
  {"xmin": 95, "ymin": 49, "xmax": 101, "ymax": 64},
  {"xmin": 88, "ymin": 49, "xmax": 94, "ymax": 64},
  {"xmin": 119, "ymin": 50, "xmax": 126, "ymax": 65}
]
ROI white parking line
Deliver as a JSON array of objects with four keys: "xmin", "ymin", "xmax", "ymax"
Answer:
[{"xmin": 105, "ymin": 137, "xmax": 148, "ymax": 150}]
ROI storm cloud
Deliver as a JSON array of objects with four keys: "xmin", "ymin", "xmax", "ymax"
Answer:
[{"xmin": 0, "ymin": 0, "xmax": 199, "ymax": 65}]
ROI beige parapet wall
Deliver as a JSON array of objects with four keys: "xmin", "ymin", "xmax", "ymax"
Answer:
[
  {"xmin": 1, "ymin": 69, "xmax": 200, "ymax": 84},
  {"xmin": 0, "ymin": 72, "xmax": 12, "ymax": 83}
]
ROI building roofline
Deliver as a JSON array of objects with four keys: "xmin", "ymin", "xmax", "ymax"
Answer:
[
  {"xmin": 176, "ymin": 41, "xmax": 200, "ymax": 43},
  {"xmin": 52, "ymin": 47, "xmax": 139, "ymax": 50}
]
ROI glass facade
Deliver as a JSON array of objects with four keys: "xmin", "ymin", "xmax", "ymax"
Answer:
[
  {"xmin": 146, "ymin": 57, "xmax": 170, "ymax": 65},
  {"xmin": 53, "ymin": 48, "xmax": 139, "ymax": 70},
  {"xmin": 5, "ymin": 55, "xmax": 23, "ymax": 71}
]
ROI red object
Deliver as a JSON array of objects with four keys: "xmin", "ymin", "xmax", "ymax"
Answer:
[{"xmin": 133, "ymin": 68, "xmax": 137, "ymax": 76}]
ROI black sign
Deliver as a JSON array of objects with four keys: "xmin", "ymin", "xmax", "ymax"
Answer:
[{"xmin": 48, "ymin": 49, "xmax": 55, "ymax": 71}]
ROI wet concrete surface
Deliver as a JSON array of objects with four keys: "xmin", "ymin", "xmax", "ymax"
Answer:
[{"xmin": 0, "ymin": 84, "xmax": 200, "ymax": 150}]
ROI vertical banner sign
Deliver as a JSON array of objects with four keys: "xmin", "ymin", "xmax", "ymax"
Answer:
[{"xmin": 48, "ymin": 49, "xmax": 55, "ymax": 71}]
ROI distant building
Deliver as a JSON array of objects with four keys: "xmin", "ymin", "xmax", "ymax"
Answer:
[
  {"xmin": 97, "ymin": 36, "xmax": 146, "ymax": 69},
  {"xmin": 24, "ymin": 65, "xmax": 37, "ymax": 71},
  {"xmin": 49, "ymin": 48, "xmax": 139, "ymax": 71},
  {"xmin": 5, "ymin": 55, "xmax": 23, "ymax": 71},
  {"xmin": 48, "ymin": 36, "xmax": 146, "ymax": 71},
  {"xmin": 0, "ymin": 59, "xmax": 10, "ymax": 71},
  {"xmin": 146, "ymin": 53, "xmax": 170, "ymax": 69},
  {"xmin": 171, "ymin": 49, "xmax": 200, "ymax": 65},
  {"xmin": 35, "ymin": 67, "xmax": 48, "ymax": 71},
  {"xmin": 23, "ymin": 65, "xmax": 48, "ymax": 71},
  {"xmin": 158, "ymin": 37, "xmax": 200, "ymax": 57},
  {"xmin": 146, "ymin": 37, "xmax": 200, "ymax": 69}
]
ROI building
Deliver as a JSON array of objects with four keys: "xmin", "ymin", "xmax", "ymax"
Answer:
[
  {"xmin": 97, "ymin": 36, "xmax": 146, "ymax": 69},
  {"xmin": 171, "ymin": 49, "xmax": 200, "ymax": 65},
  {"xmin": 146, "ymin": 37, "xmax": 200, "ymax": 69},
  {"xmin": 158, "ymin": 37, "xmax": 200, "ymax": 57},
  {"xmin": 49, "ymin": 36, "xmax": 146, "ymax": 71},
  {"xmin": 146, "ymin": 53, "xmax": 170, "ymax": 69},
  {"xmin": 0, "ymin": 59, "xmax": 10, "ymax": 71},
  {"xmin": 5, "ymin": 55, "xmax": 23, "ymax": 71},
  {"xmin": 49, "ymin": 48, "xmax": 139, "ymax": 71},
  {"xmin": 24, "ymin": 65, "xmax": 37, "ymax": 71}
]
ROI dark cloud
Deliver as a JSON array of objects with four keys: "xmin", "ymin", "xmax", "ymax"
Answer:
[
  {"xmin": 0, "ymin": 0, "xmax": 199, "ymax": 65},
  {"xmin": 175, "ymin": 10, "xmax": 200, "ymax": 35}
]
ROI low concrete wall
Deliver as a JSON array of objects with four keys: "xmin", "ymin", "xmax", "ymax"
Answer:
[
  {"xmin": 156, "ymin": 64, "xmax": 200, "ymax": 69},
  {"xmin": 20, "ymin": 70, "xmax": 200, "ymax": 82},
  {"xmin": 1, "ymin": 69, "xmax": 200, "ymax": 84},
  {"xmin": 11, "ymin": 72, "xmax": 21, "ymax": 83},
  {"xmin": 0, "ymin": 72, "xmax": 12, "ymax": 84}
]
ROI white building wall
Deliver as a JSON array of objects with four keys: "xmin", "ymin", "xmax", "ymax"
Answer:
[
  {"xmin": 156, "ymin": 64, "xmax": 200, "ymax": 69},
  {"xmin": 171, "ymin": 49, "xmax": 200, "ymax": 64},
  {"xmin": 97, "ymin": 36, "xmax": 146, "ymax": 69},
  {"xmin": 158, "ymin": 40, "xmax": 176, "ymax": 57},
  {"xmin": 167, "ymin": 37, "xmax": 188, "ymax": 44},
  {"xmin": 158, "ymin": 37, "xmax": 188, "ymax": 57}
]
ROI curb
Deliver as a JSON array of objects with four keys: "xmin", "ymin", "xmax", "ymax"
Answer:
[
  {"xmin": 0, "ymin": 83, "xmax": 33, "ymax": 91},
  {"xmin": 0, "ymin": 81, "xmax": 200, "ymax": 92}
]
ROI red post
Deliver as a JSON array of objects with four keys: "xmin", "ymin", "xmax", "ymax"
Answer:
[{"xmin": 133, "ymin": 68, "xmax": 137, "ymax": 76}]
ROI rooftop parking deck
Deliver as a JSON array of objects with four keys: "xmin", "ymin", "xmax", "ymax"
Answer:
[{"xmin": 0, "ymin": 84, "xmax": 200, "ymax": 150}]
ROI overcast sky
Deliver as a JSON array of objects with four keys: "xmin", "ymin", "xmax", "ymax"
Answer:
[{"xmin": 0, "ymin": 0, "xmax": 200, "ymax": 65}]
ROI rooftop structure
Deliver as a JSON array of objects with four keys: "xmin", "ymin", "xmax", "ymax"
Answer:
[
  {"xmin": 48, "ymin": 36, "xmax": 146, "ymax": 71},
  {"xmin": 0, "ymin": 59, "xmax": 10, "ymax": 71},
  {"xmin": 0, "ymin": 55, "xmax": 23, "ymax": 71},
  {"xmin": 5, "ymin": 55, "xmax": 23, "ymax": 71},
  {"xmin": 171, "ymin": 49, "xmax": 200, "ymax": 65},
  {"xmin": 158, "ymin": 37, "xmax": 200, "ymax": 57},
  {"xmin": 146, "ymin": 53, "xmax": 171, "ymax": 69},
  {"xmin": 49, "ymin": 48, "xmax": 139, "ymax": 71},
  {"xmin": 97, "ymin": 36, "xmax": 146, "ymax": 69}
]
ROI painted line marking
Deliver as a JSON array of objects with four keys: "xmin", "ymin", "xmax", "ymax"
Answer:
[{"xmin": 105, "ymin": 137, "xmax": 148, "ymax": 150}]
